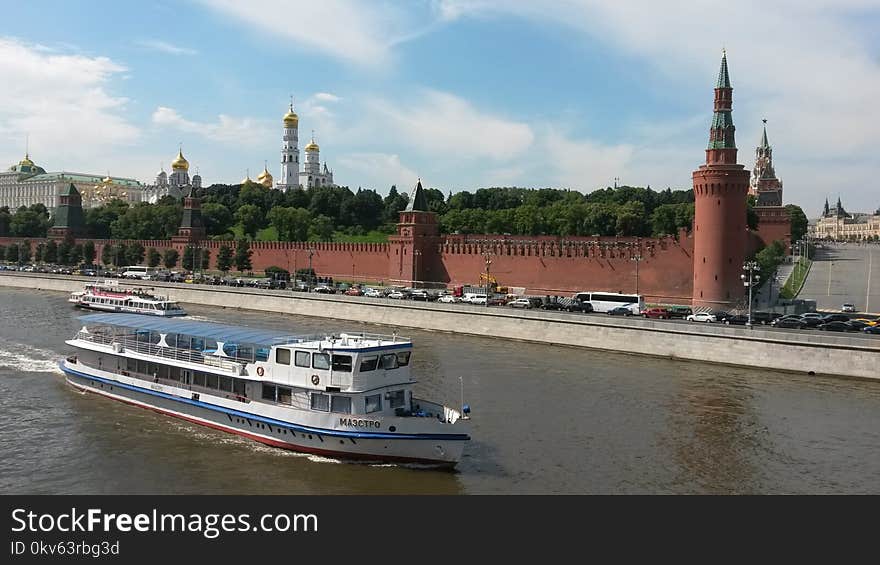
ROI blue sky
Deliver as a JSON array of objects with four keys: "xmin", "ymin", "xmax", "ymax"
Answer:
[{"xmin": 1, "ymin": 0, "xmax": 878, "ymax": 216}]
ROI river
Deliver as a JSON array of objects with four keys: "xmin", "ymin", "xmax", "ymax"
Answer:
[{"xmin": 1, "ymin": 287, "xmax": 878, "ymax": 494}]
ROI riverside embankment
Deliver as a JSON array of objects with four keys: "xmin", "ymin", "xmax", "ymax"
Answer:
[{"xmin": 2, "ymin": 272, "xmax": 878, "ymax": 380}]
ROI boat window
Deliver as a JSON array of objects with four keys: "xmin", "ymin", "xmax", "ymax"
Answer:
[
  {"xmin": 365, "ymin": 394, "xmax": 382, "ymax": 413},
  {"xmin": 360, "ymin": 356, "xmax": 378, "ymax": 372},
  {"xmin": 276, "ymin": 348, "xmax": 291, "ymax": 365},
  {"xmin": 137, "ymin": 360, "xmax": 148, "ymax": 374},
  {"xmin": 388, "ymin": 390, "xmax": 406, "ymax": 409},
  {"xmin": 310, "ymin": 393, "xmax": 329, "ymax": 411},
  {"xmin": 127, "ymin": 358, "xmax": 137, "ymax": 371},
  {"xmin": 331, "ymin": 395, "xmax": 352, "ymax": 414},
  {"xmin": 262, "ymin": 384, "xmax": 277, "ymax": 401},
  {"xmin": 234, "ymin": 379, "xmax": 246, "ymax": 396},
  {"xmin": 312, "ymin": 353, "xmax": 331, "ymax": 370},
  {"xmin": 219, "ymin": 376, "xmax": 233, "ymax": 393},
  {"xmin": 278, "ymin": 387, "xmax": 292, "ymax": 404},
  {"xmin": 191, "ymin": 337, "xmax": 205, "ymax": 352},
  {"xmin": 331, "ymin": 355, "xmax": 352, "ymax": 372},
  {"xmin": 396, "ymin": 351, "xmax": 411, "ymax": 366},
  {"xmin": 295, "ymin": 351, "xmax": 310, "ymax": 368},
  {"xmin": 380, "ymin": 354, "xmax": 398, "ymax": 370},
  {"xmin": 193, "ymin": 372, "xmax": 206, "ymax": 387},
  {"xmin": 256, "ymin": 347, "xmax": 269, "ymax": 362},
  {"xmin": 206, "ymin": 374, "xmax": 219, "ymax": 389}
]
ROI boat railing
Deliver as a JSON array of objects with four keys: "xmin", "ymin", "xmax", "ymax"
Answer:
[
  {"xmin": 74, "ymin": 330, "xmax": 244, "ymax": 374},
  {"xmin": 119, "ymin": 370, "xmax": 251, "ymax": 404},
  {"xmin": 267, "ymin": 331, "xmax": 412, "ymax": 347}
]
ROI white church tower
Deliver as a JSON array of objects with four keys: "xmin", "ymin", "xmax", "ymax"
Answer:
[{"xmin": 278, "ymin": 100, "xmax": 300, "ymax": 191}]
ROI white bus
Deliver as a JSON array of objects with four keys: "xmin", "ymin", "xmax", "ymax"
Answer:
[
  {"xmin": 573, "ymin": 291, "xmax": 644, "ymax": 314},
  {"xmin": 121, "ymin": 266, "xmax": 158, "ymax": 280}
]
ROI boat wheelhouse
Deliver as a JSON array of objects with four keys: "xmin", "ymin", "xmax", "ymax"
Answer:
[
  {"xmin": 60, "ymin": 313, "xmax": 470, "ymax": 466},
  {"xmin": 68, "ymin": 280, "xmax": 186, "ymax": 317}
]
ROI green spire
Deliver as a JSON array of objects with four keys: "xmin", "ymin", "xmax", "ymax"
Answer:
[
  {"xmin": 760, "ymin": 118, "xmax": 769, "ymax": 148},
  {"xmin": 59, "ymin": 182, "xmax": 80, "ymax": 196},
  {"xmin": 716, "ymin": 48, "xmax": 731, "ymax": 88},
  {"xmin": 405, "ymin": 178, "xmax": 429, "ymax": 212}
]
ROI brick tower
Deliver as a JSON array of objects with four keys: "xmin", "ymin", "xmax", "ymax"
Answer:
[
  {"xmin": 388, "ymin": 180, "xmax": 441, "ymax": 287},
  {"xmin": 48, "ymin": 183, "xmax": 84, "ymax": 239},
  {"xmin": 692, "ymin": 50, "xmax": 751, "ymax": 309}
]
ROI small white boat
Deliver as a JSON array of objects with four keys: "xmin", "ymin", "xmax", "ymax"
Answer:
[
  {"xmin": 60, "ymin": 314, "xmax": 471, "ymax": 467},
  {"xmin": 68, "ymin": 280, "xmax": 186, "ymax": 317}
]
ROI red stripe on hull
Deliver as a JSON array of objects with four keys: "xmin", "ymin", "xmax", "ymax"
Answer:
[{"xmin": 66, "ymin": 379, "xmax": 455, "ymax": 468}]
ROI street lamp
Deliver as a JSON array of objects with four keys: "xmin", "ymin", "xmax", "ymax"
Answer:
[
  {"xmin": 484, "ymin": 252, "xmax": 492, "ymax": 308},
  {"xmin": 307, "ymin": 249, "xmax": 314, "ymax": 292},
  {"xmin": 631, "ymin": 245, "xmax": 643, "ymax": 295},
  {"xmin": 741, "ymin": 261, "xmax": 761, "ymax": 327}
]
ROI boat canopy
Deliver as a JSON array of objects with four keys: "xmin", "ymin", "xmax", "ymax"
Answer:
[{"xmin": 78, "ymin": 313, "xmax": 299, "ymax": 347}]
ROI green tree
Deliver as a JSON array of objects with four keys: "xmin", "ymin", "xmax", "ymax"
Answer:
[
  {"xmin": 201, "ymin": 202, "xmax": 234, "ymax": 236},
  {"xmin": 10, "ymin": 209, "xmax": 47, "ymax": 237},
  {"xmin": 182, "ymin": 246, "xmax": 195, "ymax": 271},
  {"xmin": 216, "ymin": 245, "xmax": 233, "ymax": 273},
  {"xmin": 785, "ymin": 204, "xmax": 808, "ymax": 243},
  {"xmin": 308, "ymin": 214, "xmax": 334, "ymax": 241},
  {"xmin": 57, "ymin": 240, "xmax": 72, "ymax": 265},
  {"xmin": 163, "ymin": 248, "xmax": 179, "ymax": 269},
  {"xmin": 18, "ymin": 240, "xmax": 32, "ymax": 264},
  {"xmin": 43, "ymin": 240, "xmax": 58, "ymax": 264},
  {"xmin": 146, "ymin": 247, "xmax": 161, "ymax": 268},
  {"xmin": 84, "ymin": 199, "xmax": 129, "ymax": 239},
  {"xmin": 0, "ymin": 207, "xmax": 10, "ymax": 236},
  {"xmin": 82, "ymin": 240, "xmax": 96, "ymax": 265},
  {"xmin": 6, "ymin": 243, "xmax": 20, "ymax": 263},
  {"xmin": 650, "ymin": 204, "xmax": 679, "ymax": 236},
  {"xmin": 34, "ymin": 242, "xmax": 46, "ymax": 264},
  {"xmin": 113, "ymin": 243, "xmax": 128, "ymax": 267},
  {"xmin": 200, "ymin": 248, "xmax": 211, "ymax": 271},
  {"xmin": 233, "ymin": 239, "xmax": 252, "ymax": 272},
  {"xmin": 100, "ymin": 244, "xmax": 113, "ymax": 266},
  {"xmin": 69, "ymin": 244, "xmax": 83, "ymax": 266},
  {"xmin": 582, "ymin": 203, "xmax": 618, "ymax": 236},
  {"xmin": 126, "ymin": 242, "xmax": 146, "ymax": 266},
  {"xmin": 234, "ymin": 204, "xmax": 264, "ymax": 238},
  {"xmin": 268, "ymin": 206, "xmax": 312, "ymax": 241}
]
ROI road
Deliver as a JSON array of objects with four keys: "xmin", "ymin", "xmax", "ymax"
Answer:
[{"xmin": 800, "ymin": 242, "xmax": 879, "ymax": 314}]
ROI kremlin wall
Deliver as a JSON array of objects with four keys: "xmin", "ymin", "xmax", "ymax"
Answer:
[{"xmin": 1, "ymin": 52, "xmax": 791, "ymax": 308}]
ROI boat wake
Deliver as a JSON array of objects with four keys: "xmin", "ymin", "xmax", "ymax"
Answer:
[{"xmin": 0, "ymin": 343, "xmax": 64, "ymax": 374}]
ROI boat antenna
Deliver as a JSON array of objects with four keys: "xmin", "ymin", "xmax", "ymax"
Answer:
[{"xmin": 459, "ymin": 376, "xmax": 470, "ymax": 420}]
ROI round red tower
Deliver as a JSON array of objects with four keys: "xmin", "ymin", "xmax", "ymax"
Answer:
[{"xmin": 692, "ymin": 51, "xmax": 751, "ymax": 309}]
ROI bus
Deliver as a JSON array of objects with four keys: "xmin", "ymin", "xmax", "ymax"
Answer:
[
  {"xmin": 121, "ymin": 266, "xmax": 158, "ymax": 280},
  {"xmin": 573, "ymin": 291, "xmax": 644, "ymax": 314}
]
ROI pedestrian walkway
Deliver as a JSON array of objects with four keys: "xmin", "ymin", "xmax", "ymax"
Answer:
[{"xmin": 754, "ymin": 258, "xmax": 796, "ymax": 309}]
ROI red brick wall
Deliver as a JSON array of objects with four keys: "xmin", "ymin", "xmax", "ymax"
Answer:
[{"xmin": 754, "ymin": 206, "xmax": 792, "ymax": 252}]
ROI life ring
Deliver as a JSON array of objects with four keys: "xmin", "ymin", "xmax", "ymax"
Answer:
[
  {"xmin": 311, "ymin": 374, "xmax": 320, "ymax": 386},
  {"xmin": 256, "ymin": 366, "xmax": 264, "ymax": 377}
]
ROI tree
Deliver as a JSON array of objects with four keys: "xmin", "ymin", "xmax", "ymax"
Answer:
[
  {"xmin": 42, "ymin": 240, "xmax": 58, "ymax": 264},
  {"xmin": 34, "ymin": 242, "xmax": 46, "ymax": 264},
  {"xmin": 147, "ymin": 247, "xmax": 161, "ymax": 268},
  {"xmin": 308, "ymin": 214, "xmax": 334, "ymax": 241},
  {"xmin": 126, "ymin": 242, "xmax": 146, "ymax": 266},
  {"xmin": 200, "ymin": 248, "xmax": 211, "ymax": 271},
  {"xmin": 163, "ymin": 248, "xmax": 179, "ymax": 269},
  {"xmin": 113, "ymin": 243, "xmax": 128, "ymax": 267},
  {"xmin": 82, "ymin": 240, "xmax": 96, "ymax": 265},
  {"xmin": 0, "ymin": 207, "xmax": 10, "ymax": 236},
  {"xmin": 785, "ymin": 204, "xmax": 808, "ymax": 243},
  {"xmin": 6, "ymin": 243, "xmax": 19, "ymax": 263},
  {"xmin": 216, "ymin": 245, "xmax": 233, "ymax": 273},
  {"xmin": 268, "ymin": 206, "xmax": 311, "ymax": 241},
  {"xmin": 201, "ymin": 202, "xmax": 234, "ymax": 236},
  {"xmin": 182, "ymin": 246, "xmax": 195, "ymax": 271},
  {"xmin": 57, "ymin": 240, "xmax": 73, "ymax": 265},
  {"xmin": 18, "ymin": 240, "xmax": 31, "ymax": 264},
  {"xmin": 100, "ymin": 244, "xmax": 113, "ymax": 266},
  {"xmin": 68, "ymin": 244, "xmax": 83, "ymax": 266},
  {"xmin": 234, "ymin": 204, "xmax": 264, "ymax": 238},
  {"xmin": 233, "ymin": 239, "xmax": 252, "ymax": 272},
  {"xmin": 10, "ymin": 209, "xmax": 47, "ymax": 237}
]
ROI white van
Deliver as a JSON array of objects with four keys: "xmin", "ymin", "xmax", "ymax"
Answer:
[
  {"xmin": 121, "ymin": 266, "xmax": 157, "ymax": 280},
  {"xmin": 463, "ymin": 293, "xmax": 487, "ymax": 304}
]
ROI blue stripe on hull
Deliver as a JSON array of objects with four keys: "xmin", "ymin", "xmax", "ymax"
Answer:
[{"xmin": 60, "ymin": 363, "xmax": 470, "ymax": 442}]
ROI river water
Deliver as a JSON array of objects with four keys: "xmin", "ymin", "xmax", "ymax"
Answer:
[{"xmin": 1, "ymin": 287, "xmax": 878, "ymax": 494}]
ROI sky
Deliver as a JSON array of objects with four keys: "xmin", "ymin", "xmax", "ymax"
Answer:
[{"xmin": 1, "ymin": 0, "xmax": 878, "ymax": 217}]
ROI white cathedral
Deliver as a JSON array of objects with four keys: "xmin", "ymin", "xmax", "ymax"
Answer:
[
  {"xmin": 275, "ymin": 102, "xmax": 334, "ymax": 191},
  {"xmin": 142, "ymin": 148, "xmax": 202, "ymax": 203}
]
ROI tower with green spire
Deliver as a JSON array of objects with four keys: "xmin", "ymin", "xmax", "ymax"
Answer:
[
  {"xmin": 48, "ymin": 183, "xmax": 84, "ymax": 239},
  {"xmin": 750, "ymin": 118, "xmax": 783, "ymax": 206},
  {"xmin": 389, "ymin": 178, "xmax": 441, "ymax": 288}
]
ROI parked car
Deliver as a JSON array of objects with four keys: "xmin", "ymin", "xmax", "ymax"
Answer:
[
  {"xmin": 841, "ymin": 303, "xmax": 856, "ymax": 313},
  {"xmin": 862, "ymin": 325, "xmax": 880, "ymax": 335},
  {"xmin": 642, "ymin": 307, "xmax": 670, "ymax": 319},
  {"xmin": 712, "ymin": 310, "xmax": 735, "ymax": 323},
  {"xmin": 313, "ymin": 285, "xmax": 336, "ymax": 294},
  {"xmin": 852, "ymin": 318, "xmax": 879, "ymax": 327},
  {"xmin": 565, "ymin": 300, "xmax": 593, "ymax": 313},
  {"xmin": 798, "ymin": 316, "xmax": 824, "ymax": 328},
  {"xmin": 667, "ymin": 306, "xmax": 693, "ymax": 319},
  {"xmin": 508, "ymin": 298, "xmax": 535, "ymax": 309},
  {"xmin": 846, "ymin": 320, "xmax": 870, "ymax": 330},
  {"xmin": 540, "ymin": 298, "xmax": 566, "ymax": 311},
  {"xmin": 437, "ymin": 294, "xmax": 459, "ymax": 303},
  {"xmin": 772, "ymin": 317, "xmax": 807, "ymax": 329},
  {"xmin": 723, "ymin": 315, "xmax": 750, "ymax": 325},
  {"xmin": 686, "ymin": 312, "xmax": 717, "ymax": 323},
  {"xmin": 751, "ymin": 311, "xmax": 782, "ymax": 325},
  {"xmin": 821, "ymin": 313, "xmax": 851, "ymax": 324},
  {"xmin": 387, "ymin": 291, "xmax": 406, "ymax": 299},
  {"xmin": 344, "ymin": 287, "xmax": 363, "ymax": 296},
  {"xmin": 817, "ymin": 321, "xmax": 858, "ymax": 332},
  {"xmin": 607, "ymin": 306, "xmax": 634, "ymax": 316},
  {"xmin": 410, "ymin": 290, "xmax": 429, "ymax": 301}
]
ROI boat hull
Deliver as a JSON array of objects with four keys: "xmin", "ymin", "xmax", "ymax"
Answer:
[
  {"xmin": 71, "ymin": 301, "xmax": 187, "ymax": 317},
  {"xmin": 61, "ymin": 361, "xmax": 466, "ymax": 467}
]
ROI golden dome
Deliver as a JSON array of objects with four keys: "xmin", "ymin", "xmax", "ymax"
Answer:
[
  {"xmin": 171, "ymin": 148, "xmax": 189, "ymax": 171},
  {"xmin": 19, "ymin": 154, "xmax": 35, "ymax": 168},
  {"xmin": 241, "ymin": 174, "xmax": 253, "ymax": 185},
  {"xmin": 102, "ymin": 175, "xmax": 113, "ymax": 184},
  {"xmin": 305, "ymin": 140, "xmax": 319, "ymax": 152},
  {"xmin": 257, "ymin": 165, "xmax": 273, "ymax": 187},
  {"xmin": 283, "ymin": 105, "xmax": 299, "ymax": 127}
]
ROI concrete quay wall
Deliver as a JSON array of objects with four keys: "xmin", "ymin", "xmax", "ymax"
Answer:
[{"xmin": 2, "ymin": 273, "xmax": 877, "ymax": 381}]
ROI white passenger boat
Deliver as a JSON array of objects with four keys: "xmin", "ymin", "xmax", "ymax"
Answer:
[
  {"xmin": 60, "ymin": 314, "xmax": 471, "ymax": 467},
  {"xmin": 68, "ymin": 280, "xmax": 186, "ymax": 317}
]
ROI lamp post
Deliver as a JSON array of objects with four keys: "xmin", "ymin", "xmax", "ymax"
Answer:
[
  {"xmin": 307, "ymin": 249, "xmax": 314, "ymax": 293},
  {"xmin": 741, "ymin": 261, "xmax": 761, "ymax": 327},
  {"xmin": 413, "ymin": 250, "xmax": 422, "ymax": 289},
  {"xmin": 484, "ymin": 252, "xmax": 492, "ymax": 308},
  {"xmin": 631, "ymin": 245, "xmax": 643, "ymax": 296}
]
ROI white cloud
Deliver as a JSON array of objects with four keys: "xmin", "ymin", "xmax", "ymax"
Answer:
[
  {"xmin": 371, "ymin": 90, "xmax": 534, "ymax": 161},
  {"xmin": 135, "ymin": 39, "xmax": 198, "ymax": 56},
  {"xmin": 539, "ymin": 128, "xmax": 633, "ymax": 191},
  {"xmin": 151, "ymin": 106, "xmax": 271, "ymax": 146},
  {"xmin": 336, "ymin": 153, "xmax": 422, "ymax": 193},
  {"xmin": 312, "ymin": 92, "xmax": 341, "ymax": 103},
  {"xmin": 197, "ymin": 0, "xmax": 418, "ymax": 67},
  {"xmin": 0, "ymin": 37, "xmax": 139, "ymax": 171}
]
